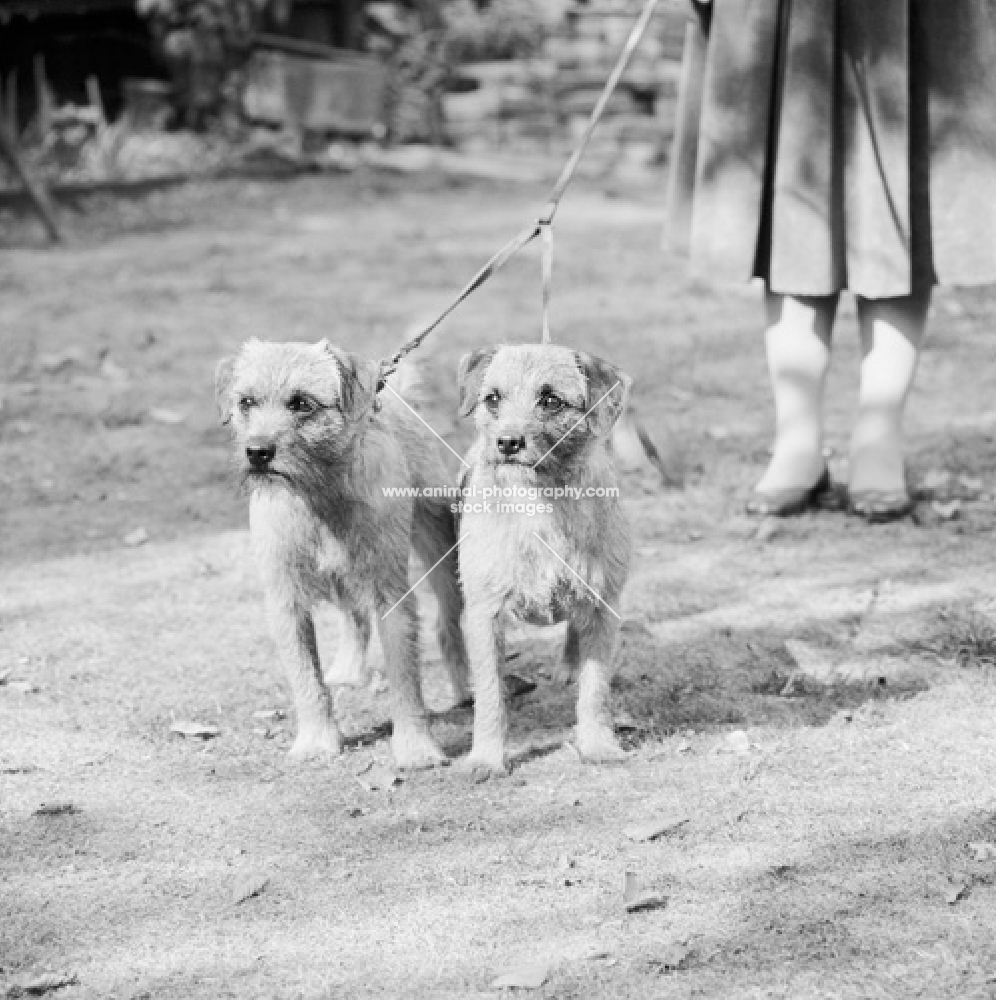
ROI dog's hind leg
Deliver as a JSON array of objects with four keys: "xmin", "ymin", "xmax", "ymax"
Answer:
[
  {"xmin": 375, "ymin": 588, "xmax": 447, "ymax": 769},
  {"xmin": 573, "ymin": 604, "xmax": 628, "ymax": 762},
  {"xmin": 413, "ymin": 499, "xmax": 472, "ymax": 708},
  {"xmin": 553, "ymin": 621, "xmax": 582, "ymax": 686},
  {"xmin": 264, "ymin": 594, "xmax": 342, "ymax": 760},
  {"xmin": 322, "ymin": 605, "xmax": 371, "ymax": 689}
]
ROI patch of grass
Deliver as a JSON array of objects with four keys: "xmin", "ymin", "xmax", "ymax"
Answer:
[{"xmin": 919, "ymin": 605, "xmax": 996, "ymax": 670}]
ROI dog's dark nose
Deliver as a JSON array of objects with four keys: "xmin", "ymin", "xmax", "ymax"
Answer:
[
  {"xmin": 246, "ymin": 443, "xmax": 276, "ymax": 467},
  {"xmin": 496, "ymin": 435, "xmax": 526, "ymax": 457}
]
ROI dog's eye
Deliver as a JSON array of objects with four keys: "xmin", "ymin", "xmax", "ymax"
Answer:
[
  {"xmin": 287, "ymin": 394, "xmax": 316, "ymax": 415},
  {"xmin": 538, "ymin": 391, "xmax": 564, "ymax": 413},
  {"xmin": 484, "ymin": 390, "xmax": 501, "ymax": 413},
  {"xmin": 238, "ymin": 396, "xmax": 257, "ymax": 411}
]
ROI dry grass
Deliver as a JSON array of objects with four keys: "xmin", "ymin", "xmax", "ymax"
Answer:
[{"xmin": 2, "ymin": 172, "xmax": 996, "ymax": 999}]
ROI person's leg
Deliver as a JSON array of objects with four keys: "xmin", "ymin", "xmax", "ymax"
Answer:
[
  {"xmin": 756, "ymin": 290, "xmax": 839, "ymax": 498},
  {"xmin": 849, "ymin": 290, "xmax": 930, "ymax": 502}
]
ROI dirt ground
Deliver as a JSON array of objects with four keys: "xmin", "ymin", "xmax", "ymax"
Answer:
[{"xmin": 2, "ymin": 170, "xmax": 996, "ymax": 1000}]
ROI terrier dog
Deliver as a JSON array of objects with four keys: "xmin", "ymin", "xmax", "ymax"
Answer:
[
  {"xmin": 215, "ymin": 338, "xmax": 470, "ymax": 768},
  {"xmin": 456, "ymin": 343, "xmax": 632, "ymax": 776}
]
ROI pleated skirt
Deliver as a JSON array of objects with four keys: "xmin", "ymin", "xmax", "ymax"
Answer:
[{"xmin": 665, "ymin": 0, "xmax": 996, "ymax": 298}]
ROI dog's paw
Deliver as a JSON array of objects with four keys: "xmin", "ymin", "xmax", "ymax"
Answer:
[
  {"xmin": 391, "ymin": 729, "xmax": 448, "ymax": 770},
  {"xmin": 288, "ymin": 724, "xmax": 343, "ymax": 761},
  {"xmin": 575, "ymin": 725, "xmax": 630, "ymax": 763},
  {"xmin": 458, "ymin": 749, "xmax": 509, "ymax": 783}
]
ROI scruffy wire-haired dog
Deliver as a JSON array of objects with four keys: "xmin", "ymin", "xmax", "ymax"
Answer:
[
  {"xmin": 216, "ymin": 338, "xmax": 470, "ymax": 768},
  {"xmin": 457, "ymin": 344, "xmax": 632, "ymax": 777}
]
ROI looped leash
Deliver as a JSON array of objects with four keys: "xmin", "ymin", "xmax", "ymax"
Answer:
[
  {"xmin": 540, "ymin": 220, "xmax": 554, "ymax": 344},
  {"xmin": 376, "ymin": 0, "xmax": 662, "ymax": 390}
]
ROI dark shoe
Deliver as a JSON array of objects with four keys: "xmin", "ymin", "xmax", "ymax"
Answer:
[
  {"xmin": 746, "ymin": 467, "xmax": 839, "ymax": 517},
  {"xmin": 848, "ymin": 488, "xmax": 914, "ymax": 523}
]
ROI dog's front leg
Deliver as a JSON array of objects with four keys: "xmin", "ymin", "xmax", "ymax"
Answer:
[
  {"xmin": 463, "ymin": 599, "xmax": 509, "ymax": 777},
  {"xmin": 574, "ymin": 605, "xmax": 628, "ymax": 761},
  {"xmin": 376, "ymin": 591, "xmax": 447, "ymax": 769},
  {"xmin": 264, "ymin": 594, "xmax": 342, "ymax": 760}
]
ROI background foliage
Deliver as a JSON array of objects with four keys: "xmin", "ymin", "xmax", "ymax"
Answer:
[{"xmin": 136, "ymin": 0, "xmax": 273, "ymax": 128}]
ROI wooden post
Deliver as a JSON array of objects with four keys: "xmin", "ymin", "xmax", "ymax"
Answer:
[
  {"xmin": 33, "ymin": 54, "xmax": 53, "ymax": 137},
  {"xmin": 0, "ymin": 117, "xmax": 62, "ymax": 243},
  {"xmin": 3, "ymin": 70, "xmax": 17, "ymax": 137}
]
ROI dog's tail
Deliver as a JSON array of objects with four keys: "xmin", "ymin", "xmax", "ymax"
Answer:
[{"xmin": 610, "ymin": 400, "xmax": 682, "ymax": 489}]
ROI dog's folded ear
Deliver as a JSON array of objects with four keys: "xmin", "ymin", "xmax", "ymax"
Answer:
[
  {"xmin": 457, "ymin": 347, "xmax": 499, "ymax": 416},
  {"xmin": 214, "ymin": 357, "xmax": 236, "ymax": 425},
  {"xmin": 323, "ymin": 343, "xmax": 381, "ymax": 419},
  {"xmin": 574, "ymin": 351, "xmax": 632, "ymax": 437}
]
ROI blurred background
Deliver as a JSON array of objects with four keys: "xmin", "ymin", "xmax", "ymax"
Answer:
[{"xmin": 0, "ymin": 0, "xmax": 687, "ymax": 190}]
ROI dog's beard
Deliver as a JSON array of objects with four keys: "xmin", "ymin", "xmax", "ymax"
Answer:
[
  {"xmin": 480, "ymin": 430, "xmax": 591, "ymax": 483},
  {"xmin": 234, "ymin": 435, "xmax": 357, "ymax": 505},
  {"xmin": 239, "ymin": 466, "xmax": 288, "ymax": 493},
  {"xmin": 492, "ymin": 462, "xmax": 538, "ymax": 487},
  {"xmin": 480, "ymin": 418, "xmax": 591, "ymax": 471}
]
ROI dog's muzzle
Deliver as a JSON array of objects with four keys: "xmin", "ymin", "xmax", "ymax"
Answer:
[
  {"xmin": 246, "ymin": 441, "xmax": 277, "ymax": 470},
  {"xmin": 496, "ymin": 435, "xmax": 526, "ymax": 458}
]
